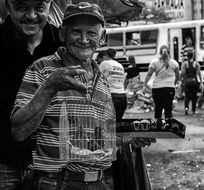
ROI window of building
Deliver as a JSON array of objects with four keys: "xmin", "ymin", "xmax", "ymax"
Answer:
[{"xmin": 107, "ymin": 33, "xmax": 123, "ymax": 46}]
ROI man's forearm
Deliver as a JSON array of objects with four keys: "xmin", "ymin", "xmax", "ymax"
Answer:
[{"xmin": 11, "ymin": 83, "xmax": 57, "ymax": 141}]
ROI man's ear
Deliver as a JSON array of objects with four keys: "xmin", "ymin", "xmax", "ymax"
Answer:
[
  {"xmin": 99, "ymin": 29, "xmax": 106, "ymax": 47},
  {"xmin": 58, "ymin": 26, "xmax": 65, "ymax": 43}
]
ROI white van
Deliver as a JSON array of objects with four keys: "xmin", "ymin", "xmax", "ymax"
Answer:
[{"xmin": 96, "ymin": 19, "xmax": 204, "ymax": 81}]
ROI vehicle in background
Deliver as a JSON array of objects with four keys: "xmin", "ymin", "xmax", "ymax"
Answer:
[{"xmin": 96, "ymin": 19, "xmax": 204, "ymax": 81}]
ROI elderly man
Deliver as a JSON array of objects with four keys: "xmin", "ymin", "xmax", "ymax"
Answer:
[
  {"xmin": 0, "ymin": 0, "xmax": 61, "ymax": 189},
  {"xmin": 11, "ymin": 2, "xmax": 155, "ymax": 190}
]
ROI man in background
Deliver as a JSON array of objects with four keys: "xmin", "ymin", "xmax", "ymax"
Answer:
[
  {"xmin": 181, "ymin": 36, "xmax": 195, "ymax": 63},
  {"xmin": 0, "ymin": 0, "xmax": 61, "ymax": 189}
]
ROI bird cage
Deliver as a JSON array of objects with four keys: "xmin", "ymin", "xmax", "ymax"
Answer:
[{"xmin": 59, "ymin": 98, "xmax": 117, "ymax": 163}]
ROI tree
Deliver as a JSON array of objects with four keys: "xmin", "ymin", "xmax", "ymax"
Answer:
[
  {"xmin": 72, "ymin": 0, "xmax": 144, "ymax": 25},
  {"xmin": 72, "ymin": 0, "xmax": 175, "ymax": 25}
]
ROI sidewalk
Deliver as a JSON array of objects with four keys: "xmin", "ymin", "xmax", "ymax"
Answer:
[
  {"xmin": 122, "ymin": 99, "xmax": 204, "ymax": 189},
  {"xmin": 124, "ymin": 98, "xmax": 204, "ymax": 137},
  {"xmin": 124, "ymin": 98, "xmax": 204, "ymax": 152},
  {"xmin": 124, "ymin": 98, "xmax": 204, "ymax": 121}
]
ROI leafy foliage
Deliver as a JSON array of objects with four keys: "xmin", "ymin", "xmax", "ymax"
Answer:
[
  {"xmin": 72, "ymin": 0, "xmax": 175, "ymax": 25},
  {"xmin": 72, "ymin": 0, "xmax": 144, "ymax": 24}
]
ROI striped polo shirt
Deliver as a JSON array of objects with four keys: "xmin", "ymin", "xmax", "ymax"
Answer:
[
  {"xmin": 180, "ymin": 44, "xmax": 195, "ymax": 62},
  {"xmin": 13, "ymin": 47, "xmax": 117, "ymax": 172}
]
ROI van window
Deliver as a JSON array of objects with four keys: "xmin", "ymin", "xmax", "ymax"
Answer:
[
  {"xmin": 126, "ymin": 29, "xmax": 158, "ymax": 55},
  {"xmin": 141, "ymin": 30, "xmax": 157, "ymax": 44},
  {"xmin": 126, "ymin": 32, "xmax": 140, "ymax": 45},
  {"xmin": 200, "ymin": 26, "xmax": 204, "ymax": 49},
  {"xmin": 107, "ymin": 33, "xmax": 123, "ymax": 46},
  {"xmin": 126, "ymin": 30, "xmax": 158, "ymax": 45}
]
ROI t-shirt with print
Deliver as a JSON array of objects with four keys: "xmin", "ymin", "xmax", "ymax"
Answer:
[{"xmin": 99, "ymin": 60, "xmax": 126, "ymax": 94}]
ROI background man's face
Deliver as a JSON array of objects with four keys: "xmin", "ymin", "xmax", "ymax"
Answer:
[
  {"xmin": 7, "ymin": 0, "xmax": 51, "ymax": 36},
  {"xmin": 186, "ymin": 38, "xmax": 192, "ymax": 46}
]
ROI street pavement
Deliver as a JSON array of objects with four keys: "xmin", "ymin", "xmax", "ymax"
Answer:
[
  {"xmin": 123, "ymin": 98, "xmax": 204, "ymax": 152},
  {"xmin": 117, "ymin": 99, "xmax": 204, "ymax": 189}
]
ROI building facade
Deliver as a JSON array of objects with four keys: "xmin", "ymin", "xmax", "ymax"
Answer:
[{"xmin": 148, "ymin": 0, "xmax": 204, "ymax": 21}]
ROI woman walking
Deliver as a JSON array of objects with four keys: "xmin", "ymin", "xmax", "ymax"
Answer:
[
  {"xmin": 143, "ymin": 45, "xmax": 180, "ymax": 119},
  {"xmin": 181, "ymin": 51, "xmax": 203, "ymax": 115}
]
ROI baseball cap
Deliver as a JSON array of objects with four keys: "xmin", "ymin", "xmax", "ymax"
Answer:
[{"xmin": 62, "ymin": 2, "xmax": 105, "ymax": 26}]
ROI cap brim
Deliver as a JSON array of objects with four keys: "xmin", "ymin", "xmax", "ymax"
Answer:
[{"xmin": 63, "ymin": 13, "xmax": 105, "ymax": 26}]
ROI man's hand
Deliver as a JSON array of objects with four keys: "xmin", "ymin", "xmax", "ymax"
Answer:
[{"xmin": 45, "ymin": 65, "xmax": 87, "ymax": 93}]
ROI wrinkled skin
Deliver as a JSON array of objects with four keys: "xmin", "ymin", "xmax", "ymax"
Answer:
[{"xmin": 46, "ymin": 15, "xmax": 106, "ymax": 93}]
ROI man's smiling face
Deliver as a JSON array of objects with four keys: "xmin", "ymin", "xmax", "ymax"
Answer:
[
  {"xmin": 7, "ymin": 0, "xmax": 51, "ymax": 37},
  {"xmin": 61, "ymin": 15, "xmax": 105, "ymax": 62}
]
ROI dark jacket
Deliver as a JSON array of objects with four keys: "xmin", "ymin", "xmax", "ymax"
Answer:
[{"xmin": 0, "ymin": 16, "xmax": 61, "ymax": 169}]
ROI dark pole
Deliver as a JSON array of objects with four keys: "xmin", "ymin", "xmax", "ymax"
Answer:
[
  {"xmin": 201, "ymin": 0, "xmax": 204, "ymax": 19},
  {"xmin": 192, "ymin": 0, "xmax": 194, "ymax": 20}
]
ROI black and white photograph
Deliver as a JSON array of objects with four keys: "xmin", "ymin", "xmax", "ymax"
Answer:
[{"xmin": 0, "ymin": 0, "xmax": 204, "ymax": 190}]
